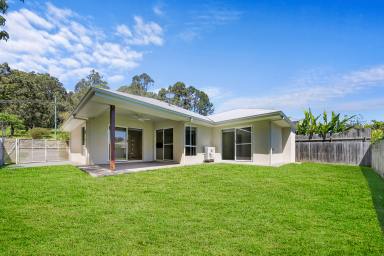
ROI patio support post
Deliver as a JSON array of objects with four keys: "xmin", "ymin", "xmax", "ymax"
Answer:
[{"xmin": 110, "ymin": 105, "xmax": 116, "ymax": 171}]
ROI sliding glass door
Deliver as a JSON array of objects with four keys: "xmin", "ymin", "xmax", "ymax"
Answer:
[
  {"xmin": 128, "ymin": 128, "xmax": 142, "ymax": 160},
  {"xmin": 156, "ymin": 128, "xmax": 173, "ymax": 160},
  {"xmin": 222, "ymin": 127, "xmax": 252, "ymax": 161},
  {"xmin": 236, "ymin": 127, "xmax": 252, "ymax": 160},
  {"xmin": 222, "ymin": 129, "xmax": 235, "ymax": 160},
  {"xmin": 115, "ymin": 127, "xmax": 127, "ymax": 160},
  {"xmin": 110, "ymin": 127, "xmax": 143, "ymax": 161}
]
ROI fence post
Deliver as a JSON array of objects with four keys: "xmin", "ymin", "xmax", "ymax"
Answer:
[
  {"xmin": 0, "ymin": 138, "xmax": 3, "ymax": 166},
  {"xmin": 15, "ymin": 138, "xmax": 19, "ymax": 164},
  {"xmin": 45, "ymin": 139, "xmax": 47, "ymax": 162}
]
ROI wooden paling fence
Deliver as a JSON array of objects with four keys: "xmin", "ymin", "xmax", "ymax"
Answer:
[
  {"xmin": 0, "ymin": 138, "xmax": 3, "ymax": 166},
  {"xmin": 296, "ymin": 128, "xmax": 371, "ymax": 166},
  {"xmin": 371, "ymin": 140, "xmax": 384, "ymax": 177}
]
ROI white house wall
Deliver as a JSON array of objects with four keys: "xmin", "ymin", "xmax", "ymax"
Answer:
[{"xmin": 69, "ymin": 124, "xmax": 87, "ymax": 164}]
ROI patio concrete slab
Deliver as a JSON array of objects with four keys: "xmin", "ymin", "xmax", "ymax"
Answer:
[{"xmin": 78, "ymin": 161, "xmax": 181, "ymax": 177}]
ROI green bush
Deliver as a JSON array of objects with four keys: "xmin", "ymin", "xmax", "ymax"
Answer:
[
  {"xmin": 29, "ymin": 128, "xmax": 50, "ymax": 139},
  {"xmin": 56, "ymin": 131, "xmax": 70, "ymax": 141},
  {"xmin": 371, "ymin": 129, "xmax": 384, "ymax": 144}
]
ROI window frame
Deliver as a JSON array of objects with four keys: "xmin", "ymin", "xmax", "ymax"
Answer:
[
  {"xmin": 221, "ymin": 126, "xmax": 253, "ymax": 161},
  {"xmin": 185, "ymin": 126, "xmax": 197, "ymax": 156}
]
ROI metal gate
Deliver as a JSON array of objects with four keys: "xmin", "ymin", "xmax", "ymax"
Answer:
[{"xmin": 11, "ymin": 139, "xmax": 69, "ymax": 164}]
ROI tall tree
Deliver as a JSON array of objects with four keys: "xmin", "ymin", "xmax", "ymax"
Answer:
[
  {"xmin": 118, "ymin": 73, "xmax": 156, "ymax": 97},
  {"xmin": 158, "ymin": 82, "xmax": 214, "ymax": 116},
  {"xmin": 70, "ymin": 69, "xmax": 109, "ymax": 109},
  {"xmin": 119, "ymin": 73, "xmax": 214, "ymax": 115},
  {"xmin": 0, "ymin": 63, "xmax": 69, "ymax": 129}
]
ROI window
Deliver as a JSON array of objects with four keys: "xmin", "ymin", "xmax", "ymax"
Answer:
[
  {"xmin": 185, "ymin": 126, "xmax": 197, "ymax": 156},
  {"xmin": 81, "ymin": 127, "xmax": 86, "ymax": 146},
  {"xmin": 221, "ymin": 127, "xmax": 252, "ymax": 161}
]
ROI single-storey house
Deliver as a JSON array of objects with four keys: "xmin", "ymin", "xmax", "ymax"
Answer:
[{"xmin": 62, "ymin": 88, "xmax": 295, "ymax": 169}]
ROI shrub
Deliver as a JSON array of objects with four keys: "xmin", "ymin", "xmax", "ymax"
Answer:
[
  {"xmin": 29, "ymin": 128, "xmax": 50, "ymax": 139},
  {"xmin": 371, "ymin": 129, "xmax": 384, "ymax": 144},
  {"xmin": 56, "ymin": 131, "xmax": 70, "ymax": 141}
]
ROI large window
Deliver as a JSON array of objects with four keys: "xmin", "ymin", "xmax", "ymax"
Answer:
[
  {"xmin": 222, "ymin": 127, "xmax": 252, "ymax": 161},
  {"xmin": 185, "ymin": 126, "xmax": 197, "ymax": 156}
]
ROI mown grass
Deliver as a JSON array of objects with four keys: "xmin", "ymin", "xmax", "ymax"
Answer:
[{"xmin": 0, "ymin": 163, "xmax": 383, "ymax": 255}]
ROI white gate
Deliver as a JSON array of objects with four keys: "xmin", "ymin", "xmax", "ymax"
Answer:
[{"xmin": 15, "ymin": 139, "xmax": 69, "ymax": 164}]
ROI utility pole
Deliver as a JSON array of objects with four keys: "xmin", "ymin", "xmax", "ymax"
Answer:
[{"xmin": 54, "ymin": 96, "xmax": 57, "ymax": 139}]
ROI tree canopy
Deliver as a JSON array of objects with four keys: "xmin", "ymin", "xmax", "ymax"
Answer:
[
  {"xmin": 118, "ymin": 74, "xmax": 214, "ymax": 116},
  {"xmin": 0, "ymin": 63, "xmax": 69, "ymax": 129},
  {"xmin": 158, "ymin": 82, "xmax": 214, "ymax": 116},
  {"xmin": 118, "ymin": 73, "xmax": 157, "ymax": 98},
  {"xmin": 0, "ymin": 112, "xmax": 23, "ymax": 136},
  {"xmin": 70, "ymin": 69, "xmax": 110, "ymax": 111}
]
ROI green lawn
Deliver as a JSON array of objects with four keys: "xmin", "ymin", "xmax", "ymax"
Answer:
[{"xmin": 0, "ymin": 163, "xmax": 383, "ymax": 255}]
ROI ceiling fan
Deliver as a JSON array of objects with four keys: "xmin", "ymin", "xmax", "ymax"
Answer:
[{"xmin": 133, "ymin": 114, "xmax": 151, "ymax": 122}]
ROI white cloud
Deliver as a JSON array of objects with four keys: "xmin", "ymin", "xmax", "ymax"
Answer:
[
  {"xmin": 116, "ymin": 16, "xmax": 163, "ymax": 46},
  {"xmin": 46, "ymin": 2, "xmax": 73, "ymax": 21},
  {"xmin": 215, "ymin": 65, "xmax": 384, "ymax": 112},
  {"xmin": 330, "ymin": 97, "xmax": 384, "ymax": 112},
  {"xmin": 202, "ymin": 86, "xmax": 232, "ymax": 100},
  {"xmin": 153, "ymin": 5, "xmax": 164, "ymax": 16},
  {"xmin": 116, "ymin": 24, "xmax": 132, "ymax": 37},
  {"xmin": 108, "ymin": 75, "xmax": 125, "ymax": 83},
  {"xmin": 0, "ymin": 3, "xmax": 164, "ymax": 89},
  {"xmin": 179, "ymin": 4, "xmax": 242, "ymax": 41}
]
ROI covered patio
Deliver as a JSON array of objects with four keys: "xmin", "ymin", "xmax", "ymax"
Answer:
[{"xmin": 78, "ymin": 161, "xmax": 181, "ymax": 177}]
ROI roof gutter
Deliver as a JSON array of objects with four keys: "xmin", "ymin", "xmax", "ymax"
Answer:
[{"xmin": 213, "ymin": 111, "xmax": 292, "ymax": 126}]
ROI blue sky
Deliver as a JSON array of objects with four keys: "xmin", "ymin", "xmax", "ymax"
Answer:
[{"xmin": 1, "ymin": 0, "xmax": 384, "ymax": 121}]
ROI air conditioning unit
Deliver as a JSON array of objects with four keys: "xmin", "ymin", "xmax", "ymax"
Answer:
[{"xmin": 204, "ymin": 146, "xmax": 215, "ymax": 162}]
